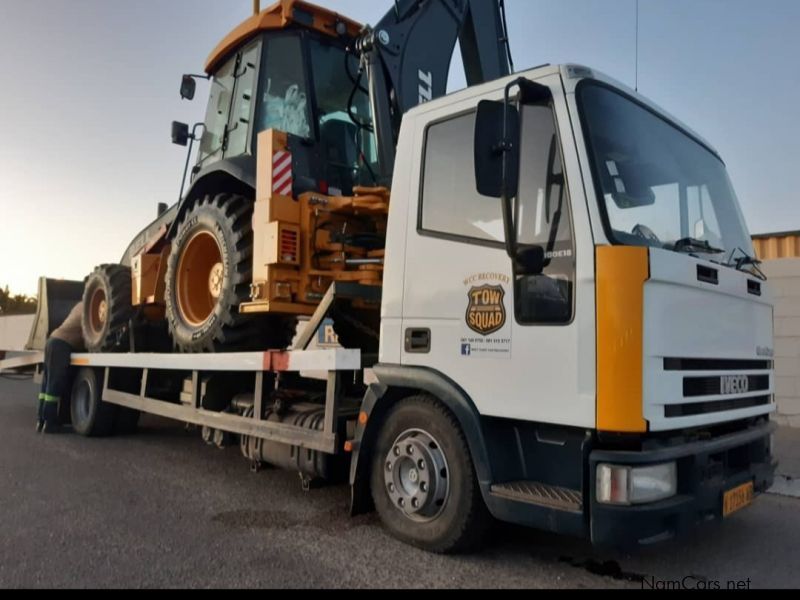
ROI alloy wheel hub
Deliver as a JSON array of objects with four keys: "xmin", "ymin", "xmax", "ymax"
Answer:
[{"xmin": 385, "ymin": 429, "xmax": 450, "ymax": 522}]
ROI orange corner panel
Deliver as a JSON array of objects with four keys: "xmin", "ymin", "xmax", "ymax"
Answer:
[
  {"xmin": 206, "ymin": 0, "xmax": 363, "ymax": 73},
  {"xmin": 596, "ymin": 246, "xmax": 649, "ymax": 433}
]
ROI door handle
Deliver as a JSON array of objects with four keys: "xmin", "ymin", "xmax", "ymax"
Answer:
[{"xmin": 405, "ymin": 328, "xmax": 431, "ymax": 354}]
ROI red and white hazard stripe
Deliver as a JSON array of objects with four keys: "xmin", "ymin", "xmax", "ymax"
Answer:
[{"xmin": 272, "ymin": 151, "xmax": 293, "ymax": 197}]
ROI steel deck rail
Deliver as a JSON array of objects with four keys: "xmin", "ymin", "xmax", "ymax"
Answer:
[{"xmin": 1, "ymin": 348, "xmax": 361, "ymax": 454}]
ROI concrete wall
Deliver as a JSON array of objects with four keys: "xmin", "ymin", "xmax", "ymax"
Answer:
[
  {"xmin": 762, "ymin": 259, "xmax": 800, "ymax": 428},
  {"xmin": 0, "ymin": 315, "xmax": 35, "ymax": 352}
]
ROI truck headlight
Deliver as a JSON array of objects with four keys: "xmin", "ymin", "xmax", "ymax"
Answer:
[{"xmin": 597, "ymin": 462, "xmax": 677, "ymax": 506}]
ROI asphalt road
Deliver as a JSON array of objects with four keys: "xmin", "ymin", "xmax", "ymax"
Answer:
[{"xmin": 1, "ymin": 377, "xmax": 798, "ymax": 589}]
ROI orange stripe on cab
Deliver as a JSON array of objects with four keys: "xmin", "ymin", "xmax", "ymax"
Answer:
[{"xmin": 596, "ymin": 246, "xmax": 650, "ymax": 433}]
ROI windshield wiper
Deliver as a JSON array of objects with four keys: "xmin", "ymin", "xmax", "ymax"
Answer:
[
  {"xmin": 728, "ymin": 248, "xmax": 767, "ymax": 281},
  {"xmin": 671, "ymin": 238, "xmax": 725, "ymax": 255}
]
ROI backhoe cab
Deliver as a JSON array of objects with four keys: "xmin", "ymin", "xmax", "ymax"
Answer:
[
  {"xmin": 180, "ymin": 1, "xmax": 377, "ymax": 197},
  {"xmin": 132, "ymin": 1, "xmax": 383, "ymax": 354}
]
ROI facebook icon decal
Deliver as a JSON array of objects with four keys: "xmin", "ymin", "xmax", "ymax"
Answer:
[{"xmin": 461, "ymin": 344, "xmax": 472, "ymax": 356}]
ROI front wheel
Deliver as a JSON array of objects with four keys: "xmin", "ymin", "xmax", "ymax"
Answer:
[
  {"xmin": 370, "ymin": 395, "xmax": 490, "ymax": 554},
  {"xmin": 165, "ymin": 193, "xmax": 295, "ymax": 352}
]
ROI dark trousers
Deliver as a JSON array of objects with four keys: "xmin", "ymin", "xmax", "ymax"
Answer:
[{"xmin": 38, "ymin": 338, "xmax": 74, "ymax": 425}]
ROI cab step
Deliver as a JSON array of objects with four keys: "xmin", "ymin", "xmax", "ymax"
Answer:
[{"xmin": 490, "ymin": 481, "xmax": 583, "ymax": 513}]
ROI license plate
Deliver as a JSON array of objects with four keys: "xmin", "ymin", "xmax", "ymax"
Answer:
[{"xmin": 723, "ymin": 482, "xmax": 754, "ymax": 518}]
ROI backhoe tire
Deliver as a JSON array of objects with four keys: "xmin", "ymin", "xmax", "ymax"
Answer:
[
  {"xmin": 70, "ymin": 368, "xmax": 117, "ymax": 438},
  {"xmin": 370, "ymin": 394, "xmax": 491, "ymax": 554},
  {"xmin": 165, "ymin": 193, "xmax": 295, "ymax": 353},
  {"xmin": 331, "ymin": 305, "xmax": 380, "ymax": 354},
  {"xmin": 82, "ymin": 265, "xmax": 133, "ymax": 353}
]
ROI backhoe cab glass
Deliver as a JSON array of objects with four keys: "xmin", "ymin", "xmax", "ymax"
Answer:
[
  {"xmin": 195, "ymin": 32, "xmax": 377, "ymax": 192},
  {"xmin": 579, "ymin": 83, "xmax": 754, "ymax": 259},
  {"xmin": 310, "ymin": 39, "xmax": 378, "ymax": 188},
  {"xmin": 258, "ymin": 36, "xmax": 311, "ymax": 138}
]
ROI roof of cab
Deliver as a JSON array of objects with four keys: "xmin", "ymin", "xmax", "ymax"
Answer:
[
  {"xmin": 406, "ymin": 63, "xmax": 720, "ymax": 158},
  {"xmin": 205, "ymin": 0, "xmax": 362, "ymax": 74}
]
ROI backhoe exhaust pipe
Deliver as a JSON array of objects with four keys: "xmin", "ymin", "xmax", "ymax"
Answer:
[{"xmin": 253, "ymin": 0, "xmax": 260, "ymax": 15}]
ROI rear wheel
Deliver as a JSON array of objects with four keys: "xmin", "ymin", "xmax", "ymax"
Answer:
[
  {"xmin": 165, "ymin": 193, "xmax": 295, "ymax": 352},
  {"xmin": 370, "ymin": 395, "xmax": 490, "ymax": 554},
  {"xmin": 82, "ymin": 265, "xmax": 132, "ymax": 353},
  {"xmin": 70, "ymin": 368, "xmax": 117, "ymax": 437}
]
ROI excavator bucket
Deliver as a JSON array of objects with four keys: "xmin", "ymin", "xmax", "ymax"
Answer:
[{"xmin": 25, "ymin": 278, "xmax": 85, "ymax": 351}]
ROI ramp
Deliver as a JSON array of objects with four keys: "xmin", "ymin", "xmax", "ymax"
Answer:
[{"xmin": 25, "ymin": 278, "xmax": 84, "ymax": 351}]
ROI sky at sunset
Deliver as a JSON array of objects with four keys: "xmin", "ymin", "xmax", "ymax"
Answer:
[{"xmin": 1, "ymin": 0, "xmax": 798, "ymax": 295}]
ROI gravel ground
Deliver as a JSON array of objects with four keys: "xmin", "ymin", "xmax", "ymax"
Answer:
[{"xmin": 0, "ymin": 377, "xmax": 797, "ymax": 589}]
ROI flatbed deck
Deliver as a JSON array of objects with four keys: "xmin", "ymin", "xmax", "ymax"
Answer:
[{"xmin": 1, "ymin": 348, "xmax": 362, "ymax": 454}]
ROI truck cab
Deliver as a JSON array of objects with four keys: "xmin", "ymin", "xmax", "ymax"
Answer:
[
  {"xmin": 58, "ymin": 1, "xmax": 774, "ymax": 552},
  {"xmin": 374, "ymin": 63, "xmax": 775, "ymax": 546}
]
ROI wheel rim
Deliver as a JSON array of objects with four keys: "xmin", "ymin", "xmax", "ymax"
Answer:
[
  {"xmin": 176, "ymin": 230, "xmax": 224, "ymax": 327},
  {"xmin": 73, "ymin": 379, "xmax": 93, "ymax": 424},
  {"xmin": 384, "ymin": 429, "xmax": 450, "ymax": 523},
  {"xmin": 88, "ymin": 287, "xmax": 108, "ymax": 336}
]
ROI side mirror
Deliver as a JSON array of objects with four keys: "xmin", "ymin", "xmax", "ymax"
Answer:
[
  {"xmin": 180, "ymin": 75, "xmax": 197, "ymax": 100},
  {"xmin": 474, "ymin": 100, "xmax": 520, "ymax": 199},
  {"xmin": 515, "ymin": 246, "xmax": 545, "ymax": 276},
  {"xmin": 171, "ymin": 121, "xmax": 190, "ymax": 147}
]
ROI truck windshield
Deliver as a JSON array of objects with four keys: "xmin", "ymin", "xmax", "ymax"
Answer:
[{"xmin": 579, "ymin": 83, "xmax": 754, "ymax": 260}]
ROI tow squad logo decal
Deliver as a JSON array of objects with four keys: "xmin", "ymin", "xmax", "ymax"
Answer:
[{"xmin": 466, "ymin": 285, "xmax": 507, "ymax": 336}]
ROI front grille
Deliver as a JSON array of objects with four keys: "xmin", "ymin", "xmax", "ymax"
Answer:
[
  {"xmin": 665, "ymin": 396, "xmax": 772, "ymax": 418},
  {"xmin": 683, "ymin": 375, "xmax": 771, "ymax": 398},
  {"xmin": 664, "ymin": 358, "xmax": 773, "ymax": 372}
]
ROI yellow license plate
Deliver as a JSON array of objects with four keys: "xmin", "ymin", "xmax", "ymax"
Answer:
[{"xmin": 723, "ymin": 482, "xmax": 754, "ymax": 517}]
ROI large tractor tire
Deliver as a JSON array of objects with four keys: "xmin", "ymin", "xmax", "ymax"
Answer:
[
  {"xmin": 82, "ymin": 265, "xmax": 133, "ymax": 353},
  {"xmin": 370, "ymin": 395, "xmax": 491, "ymax": 554},
  {"xmin": 165, "ymin": 193, "xmax": 295, "ymax": 353},
  {"xmin": 331, "ymin": 304, "xmax": 381, "ymax": 354},
  {"xmin": 70, "ymin": 367, "xmax": 117, "ymax": 437}
]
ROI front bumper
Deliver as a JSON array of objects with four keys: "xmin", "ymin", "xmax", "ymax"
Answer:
[{"xmin": 589, "ymin": 420, "xmax": 776, "ymax": 548}]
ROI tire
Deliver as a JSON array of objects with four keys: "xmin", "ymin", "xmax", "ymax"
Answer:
[
  {"xmin": 331, "ymin": 305, "xmax": 380, "ymax": 353},
  {"xmin": 370, "ymin": 394, "xmax": 490, "ymax": 554},
  {"xmin": 165, "ymin": 193, "xmax": 295, "ymax": 353},
  {"xmin": 82, "ymin": 265, "xmax": 132, "ymax": 353},
  {"xmin": 70, "ymin": 368, "xmax": 117, "ymax": 437}
]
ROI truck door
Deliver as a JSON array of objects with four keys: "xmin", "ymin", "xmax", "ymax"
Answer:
[{"xmin": 400, "ymin": 75, "xmax": 595, "ymax": 428}]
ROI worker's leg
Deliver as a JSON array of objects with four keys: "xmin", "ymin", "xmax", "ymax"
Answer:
[
  {"xmin": 36, "ymin": 346, "xmax": 51, "ymax": 433},
  {"xmin": 41, "ymin": 338, "xmax": 74, "ymax": 434}
]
